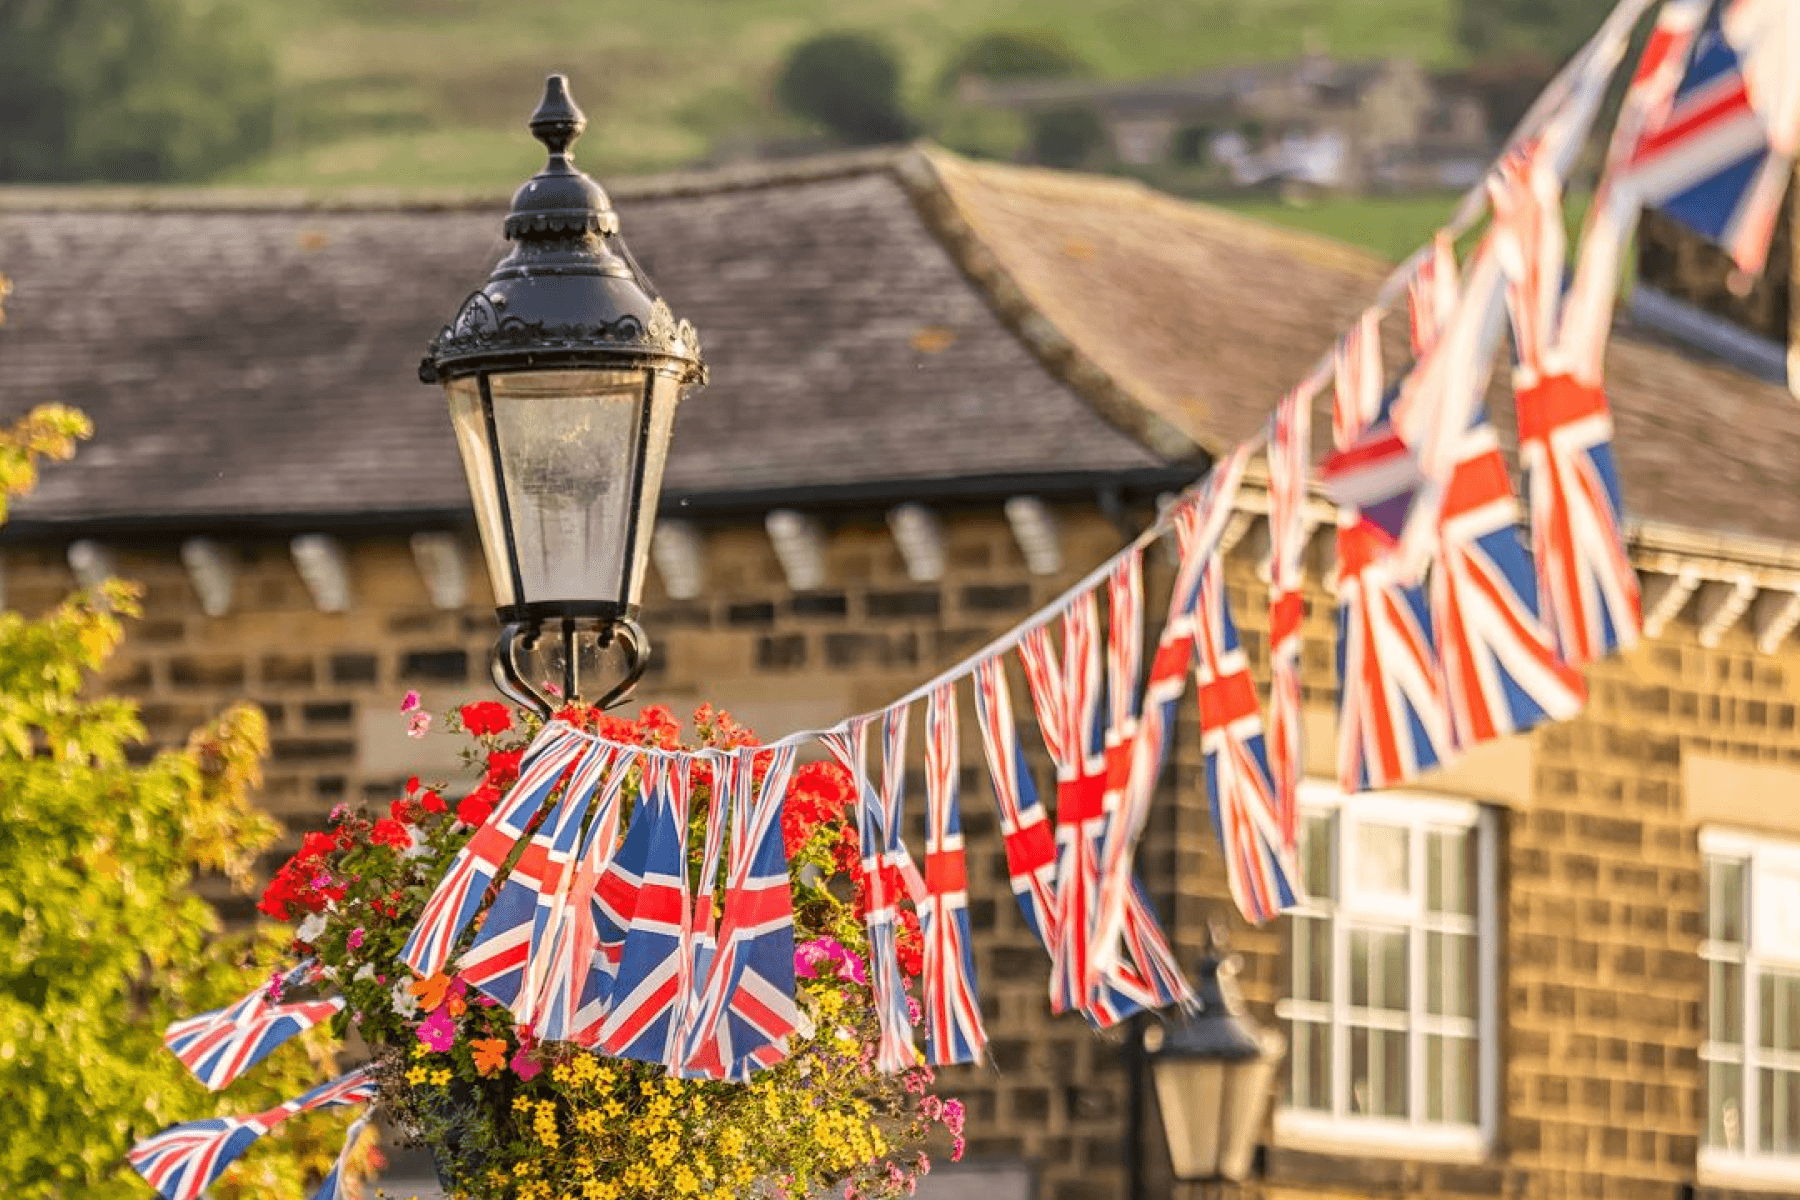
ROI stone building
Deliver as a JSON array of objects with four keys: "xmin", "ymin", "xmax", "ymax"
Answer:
[{"xmin": 4, "ymin": 147, "xmax": 1800, "ymax": 1200}]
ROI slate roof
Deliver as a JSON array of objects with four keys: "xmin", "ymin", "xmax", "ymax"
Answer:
[
  {"xmin": 0, "ymin": 149, "xmax": 1180, "ymax": 534},
  {"xmin": 1, "ymin": 144, "xmax": 1796, "ymax": 547}
]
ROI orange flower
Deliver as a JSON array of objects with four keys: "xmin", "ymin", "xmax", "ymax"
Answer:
[
  {"xmin": 409, "ymin": 971, "xmax": 452, "ymax": 1012},
  {"xmin": 444, "ymin": 989, "xmax": 468, "ymax": 1019},
  {"xmin": 471, "ymin": 1037, "xmax": 508, "ymax": 1077}
]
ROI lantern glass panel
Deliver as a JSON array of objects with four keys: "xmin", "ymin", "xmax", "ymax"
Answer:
[
  {"xmin": 446, "ymin": 376, "xmax": 516, "ymax": 608},
  {"xmin": 625, "ymin": 367, "xmax": 685, "ymax": 609},
  {"xmin": 487, "ymin": 367, "xmax": 651, "ymax": 607}
]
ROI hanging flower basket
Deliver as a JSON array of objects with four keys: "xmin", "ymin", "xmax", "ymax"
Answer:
[{"xmin": 259, "ymin": 700, "xmax": 965, "ymax": 1200}]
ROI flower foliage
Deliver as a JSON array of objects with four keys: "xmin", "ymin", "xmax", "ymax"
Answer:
[
  {"xmin": 0, "ymin": 407, "xmax": 348, "ymax": 1200},
  {"xmin": 265, "ymin": 699, "xmax": 963, "ymax": 1200}
]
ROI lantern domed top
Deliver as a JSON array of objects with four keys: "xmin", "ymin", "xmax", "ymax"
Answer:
[{"xmin": 419, "ymin": 74, "xmax": 704, "ymax": 387}]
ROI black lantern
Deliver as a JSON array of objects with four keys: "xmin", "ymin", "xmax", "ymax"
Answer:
[
  {"xmin": 1143, "ymin": 927, "xmax": 1285, "ymax": 1187},
  {"xmin": 420, "ymin": 74, "xmax": 704, "ymax": 714}
]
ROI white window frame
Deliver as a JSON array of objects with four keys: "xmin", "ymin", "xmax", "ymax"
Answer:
[
  {"xmin": 1274, "ymin": 781, "xmax": 1499, "ymax": 1160},
  {"xmin": 1699, "ymin": 828, "xmax": 1800, "ymax": 1188}
]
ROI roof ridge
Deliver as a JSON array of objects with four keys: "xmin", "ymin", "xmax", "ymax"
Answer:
[{"xmin": 0, "ymin": 145, "xmax": 916, "ymax": 214}]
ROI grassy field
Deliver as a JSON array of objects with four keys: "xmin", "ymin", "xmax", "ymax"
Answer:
[{"xmin": 232, "ymin": 0, "xmax": 1460, "ymax": 189}]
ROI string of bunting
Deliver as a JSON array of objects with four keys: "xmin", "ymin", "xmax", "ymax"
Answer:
[{"xmin": 127, "ymin": 4, "xmax": 1800, "ymax": 1189}]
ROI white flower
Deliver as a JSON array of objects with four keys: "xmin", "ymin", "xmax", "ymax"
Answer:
[
  {"xmin": 295, "ymin": 912, "xmax": 328, "ymax": 944},
  {"xmin": 793, "ymin": 1007, "xmax": 817, "ymax": 1041},
  {"xmin": 391, "ymin": 979, "xmax": 419, "ymax": 1017},
  {"xmin": 353, "ymin": 962, "xmax": 376, "ymax": 983},
  {"xmin": 401, "ymin": 828, "xmax": 431, "ymax": 860}
]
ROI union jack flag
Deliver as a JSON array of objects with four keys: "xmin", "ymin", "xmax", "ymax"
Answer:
[
  {"xmin": 679, "ymin": 749, "xmax": 736, "ymax": 1061},
  {"xmin": 460, "ymin": 741, "xmax": 612, "ymax": 1014},
  {"xmin": 1018, "ymin": 598, "xmax": 1123, "ymax": 1022},
  {"xmin": 1336, "ymin": 516, "xmax": 1451, "ymax": 791},
  {"xmin": 309, "ymin": 1112, "xmax": 372, "ymax": 1200},
  {"xmin": 1624, "ymin": 0, "xmax": 1794, "ymax": 275},
  {"xmin": 128, "ymin": 1069, "xmax": 376, "ymax": 1200},
  {"xmin": 401, "ymin": 721, "xmax": 587, "ymax": 978},
  {"xmin": 970, "ymin": 656, "xmax": 1059, "ymax": 946},
  {"xmin": 597, "ymin": 755, "xmax": 696, "ymax": 1066},
  {"xmin": 1333, "ymin": 308, "xmax": 1385, "ymax": 447},
  {"xmin": 1087, "ymin": 449, "xmax": 1253, "ymax": 1006},
  {"xmin": 1491, "ymin": 132, "xmax": 1644, "ymax": 666},
  {"xmin": 679, "ymin": 746, "xmax": 801, "ymax": 1079},
  {"xmin": 1408, "ymin": 234, "xmax": 1462, "ymax": 358},
  {"xmin": 163, "ymin": 986, "xmax": 343, "ymax": 1092},
  {"xmin": 568, "ymin": 749, "xmax": 647, "ymax": 1046},
  {"xmin": 534, "ymin": 749, "xmax": 632, "ymax": 1043},
  {"xmin": 1558, "ymin": 0, "xmax": 1712, "ymax": 380},
  {"xmin": 920, "ymin": 682, "xmax": 986, "ymax": 1065},
  {"xmin": 1194, "ymin": 555, "xmax": 1301, "ymax": 923},
  {"xmin": 1019, "ymin": 591, "xmax": 1190, "ymax": 1025},
  {"xmin": 1266, "ymin": 387, "xmax": 1314, "ymax": 849},
  {"xmin": 1433, "ymin": 417, "xmax": 1588, "ymax": 746},
  {"xmin": 822, "ymin": 715, "xmax": 917, "ymax": 1073}
]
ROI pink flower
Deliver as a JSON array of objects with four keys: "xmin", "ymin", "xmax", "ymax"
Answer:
[
  {"xmin": 400, "ymin": 690, "xmax": 421, "ymax": 713},
  {"xmin": 952, "ymin": 1136, "xmax": 966, "ymax": 1162},
  {"xmin": 943, "ymin": 1098, "xmax": 965, "ymax": 1136},
  {"xmin": 511, "ymin": 1047, "xmax": 542, "ymax": 1081},
  {"xmin": 347, "ymin": 927, "xmax": 365, "ymax": 950},
  {"xmin": 408, "ymin": 711, "xmax": 432, "ymax": 739},
  {"xmin": 417, "ymin": 1008, "xmax": 456, "ymax": 1052},
  {"xmin": 795, "ymin": 937, "xmax": 868, "ymax": 985}
]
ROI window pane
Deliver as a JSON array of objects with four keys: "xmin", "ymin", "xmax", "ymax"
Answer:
[
  {"xmin": 1709, "ymin": 1060, "xmax": 1744, "ymax": 1151},
  {"xmin": 1350, "ymin": 927, "xmax": 1407, "ymax": 1012},
  {"xmin": 1302, "ymin": 814, "xmax": 1334, "ymax": 902},
  {"xmin": 1350, "ymin": 1026, "xmax": 1408, "ymax": 1118},
  {"xmin": 1426, "ymin": 829, "xmax": 1474, "ymax": 916},
  {"xmin": 1355, "ymin": 822, "xmax": 1410, "ymax": 901},
  {"xmin": 1289, "ymin": 1020, "xmax": 1331, "ymax": 1112},
  {"xmin": 1711, "ymin": 961, "xmax": 1743, "ymax": 1046},
  {"xmin": 1427, "ymin": 930, "xmax": 1476, "ymax": 1019},
  {"xmin": 1781, "ymin": 1070, "xmax": 1800, "ymax": 1156},
  {"xmin": 1709, "ymin": 857, "xmax": 1745, "ymax": 945},
  {"xmin": 1292, "ymin": 915, "xmax": 1332, "ymax": 1003},
  {"xmin": 1763, "ymin": 972, "xmax": 1800, "ymax": 1052},
  {"xmin": 1425, "ymin": 1033, "xmax": 1477, "ymax": 1125},
  {"xmin": 1762, "ymin": 1068, "xmax": 1780, "ymax": 1156}
]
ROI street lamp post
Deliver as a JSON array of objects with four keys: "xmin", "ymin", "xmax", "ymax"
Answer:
[
  {"xmin": 1142, "ymin": 925, "xmax": 1286, "ymax": 1195},
  {"xmin": 419, "ymin": 74, "xmax": 705, "ymax": 715}
]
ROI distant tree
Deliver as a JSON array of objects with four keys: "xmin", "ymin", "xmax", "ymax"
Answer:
[
  {"xmin": 1454, "ymin": 0, "xmax": 1616, "ymax": 65},
  {"xmin": 1028, "ymin": 104, "xmax": 1108, "ymax": 169},
  {"xmin": 0, "ymin": 0, "xmax": 276, "ymax": 183},
  {"xmin": 936, "ymin": 29, "xmax": 1092, "ymax": 95},
  {"xmin": 776, "ymin": 32, "xmax": 914, "ymax": 146}
]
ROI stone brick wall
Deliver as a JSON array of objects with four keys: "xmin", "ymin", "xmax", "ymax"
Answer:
[{"xmin": 14, "ymin": 499, "xmax": 1800, "ymax": 1200}]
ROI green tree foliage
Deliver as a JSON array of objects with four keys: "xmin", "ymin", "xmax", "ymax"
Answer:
[
  {"xmin": 0, "ymin": 0, "xmax": 277, "ymax": 183},
  {"xmin": 1454, "ymin": 0, "xmax": 1615, "ymax": 66},
  {"xmin": 1028, "ymin": 104, "xmax": 1109, "ymax": 169},
  {"xmin": 775, "ymin": 31, "xmax": 914, "ymax": 146},
  {"xmin": 935, "ymin": 28, "xmax": 1091, "ymax": 94},
  {"xmin": 0, "ymin": 305, "xmax": 350, "ymax": 1197}
]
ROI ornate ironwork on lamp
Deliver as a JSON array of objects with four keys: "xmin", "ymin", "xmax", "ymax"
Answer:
[
  {"xmin": 420, "ymin": 74, "xmax": 705, "ymax": 715},
  {"xmin": 1142, "ymin": 923, "xmax": 1286, "ymax": 1188}
]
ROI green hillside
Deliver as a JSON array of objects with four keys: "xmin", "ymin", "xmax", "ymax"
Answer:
[{"xmin": 233, "ymin": 0, "xmax": 1460, "ymax": 189}]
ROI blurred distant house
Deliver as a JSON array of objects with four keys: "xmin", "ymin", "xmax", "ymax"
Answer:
[{"xmin": 953, "ymin": 55, "xmax": 1491, "ymax": 191}]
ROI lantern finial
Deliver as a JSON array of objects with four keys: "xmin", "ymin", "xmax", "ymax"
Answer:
[{"xmin": 529, "ymin": 74, "xmax": 586, "ymax": 162}]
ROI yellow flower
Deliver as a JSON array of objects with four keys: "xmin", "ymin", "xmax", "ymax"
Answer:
[
  {"xmin": 405, "ymin": 1066, "xmax": 428, "ymax": 1086},
  {"xmin": 430, "ymin": 1068, "xmax": 452, "ymax": 1086},
  {"xmin": 670, "ymin": 1166, "xmax": 699, "ymax": 1196}
]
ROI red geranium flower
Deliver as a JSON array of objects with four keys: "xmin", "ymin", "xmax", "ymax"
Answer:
[
  {"xmin": 370, "ymin": 817, "xmax": 410, "ymax": 849},
  {"xmin": 460, "ymin": 701, "xmax": 513, "ymax": 737},
  {"xmin": 458, "ymin": 787, "xmax": 498, "ymax": 827}
]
